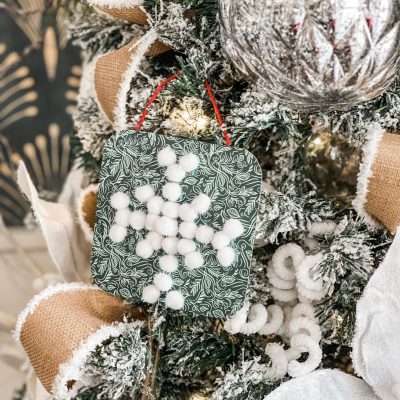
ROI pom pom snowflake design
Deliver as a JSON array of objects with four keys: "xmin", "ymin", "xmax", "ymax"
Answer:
[
  {"xmin": 107, "ymin": 148, "xmax": 244, "ymax": 309},
  {"xmin": 92, "ymin": 131, "xmax": 261, "ymax": 317}
]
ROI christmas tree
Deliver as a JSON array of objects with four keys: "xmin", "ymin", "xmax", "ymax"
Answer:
[{"xmin": 11, "ymin": 0, "xmax": 400, "ymax": 399}]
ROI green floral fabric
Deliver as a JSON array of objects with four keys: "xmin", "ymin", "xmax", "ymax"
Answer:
[{"xmin": 91, "ymin": 131, "xmax": 261, "ymax": 317}]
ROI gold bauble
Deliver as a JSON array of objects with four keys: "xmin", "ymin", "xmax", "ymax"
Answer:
[{"xmin": 303, "ymin": 130, "xmax": 361, "ymax": 205}]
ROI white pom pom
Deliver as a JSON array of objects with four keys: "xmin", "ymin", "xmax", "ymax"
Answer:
[
  {"xmin": 153, "ymin": 273, "xmax": 173, "ymax": 292},
  {"xmin": 159, "ymin": 255, "xmax": 179, "ymax": 272},
  {"xmin": 177, "ymin": 239, "xmax": 196, "ymax": 255},
  {"xmin": 212, "ymin": 232, "xmax": 231, "ymax": 250},
  {"xmin": 145, "ymin": 214, "xmax": 159, "ymax": 231},
  {"xmin": 109, "ymin": 224, "xmax": 127, "ymax": 243},
  {"xmin": 114, "ymin": 208, "xmax": 130, "ymax": 227},
  {"xmin": 184, "ymin": 251, "xmax": 204, "ymax": 270},
  {"xmin": 165, "ymin": 290, "xmax": 185, "ymax": 310},
  {"xmin": 147, "ymin": 231, "xmax": 162, "ymax": 250},
  {"xmin": 217, "ymin": 247, "xmax": 235, "ymax": 267},
  {"xmin": 166, "ymin": 163, "xmax": 186, "ymax": 182},
  {"xmin": 223, "ymin": 219, "xmax": 244, "ymax": 239},
  {"xmin": 161, "ymin": 237, "xmax": 178, "ymax": 255},
  {"xmin": 161, "ymin": 201, "xmax": 179, "ymax": 218},
  {"xmin": 195, "ymin": 225, "xmax": 214, "ymax": 244},
  {"xmin": 155, "ymin": 216, "xmax": 178, "ymax": 237},
  {"xmin": 179, "ymin": 203, "xmax": 198, "ymax": 221},
  {"xmin": 158, "ymin": 146, "xmax": 177, "ymax": 167},
  {"xmin": 179, "ymin": 153, "xmax": 199, "ymax": 172},
  {"xmin": 191, "ymin": 194, "xmax": 211, "ymax": 214},
  {"xmin": 111, "ymin": 192, "xmax": 130, "ymax": 209},
  {"xmin": 179, "ymin": 221, "xmax": 197, "ymax": 239},
  {"xmin": 142, "ymin": 284, "xmax": 160, "ymax": 304},
  {"xmin": 135, "ymin": 185, "xmax": 154, "ymax": 203},
  {"xmin": 136, "ymin": 240, "xmax": 154, "ymax": 259},
  {"xmin": 147, "ymin": 196, "xmax": 164, "ymax": 215},
  {"xmin": 129, "ymin": 210, "xmax": 146, "ymax": 230},
  {"xmin": 162, "ymin": 182, "xmax": 182, "ymax": 202}
]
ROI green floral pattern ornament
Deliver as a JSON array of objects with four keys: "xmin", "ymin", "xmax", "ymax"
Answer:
[{"xmin": 91, "ymin": 131, "xmax": 261, "ymax": 317}]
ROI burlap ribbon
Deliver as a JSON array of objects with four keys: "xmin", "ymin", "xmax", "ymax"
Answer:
[
  {"xmin": 15, "ymin": 283, "xmax": 143, "ymax": 397},
  {"xmin": 355, "ymin": 128, "xmax": 400, "ymax": 234},
  {"xmin": 89, "ymin": 0, "xmax": 171, "ymax": 129}
]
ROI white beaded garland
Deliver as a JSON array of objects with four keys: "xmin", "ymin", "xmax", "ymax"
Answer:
[
  {"xmin": 177, "ymin": 239, "xmax": 197, "ymax": 255},
  {"xmin": 135, "ymin": 185, "xmax": 154, "ymax": 204},
  {"xmin": 147, "ymin": 196, "xmax": 164, "ymax": 215},
  {"xmin": 114, "ymin": 208, "xmax": 131, "ymax": 227},
  {"xmin": 165, "ymin": 290, "xmax": 185, "ymax": 310},
  {"xmin": 157, "ymin": 146, "xmax": 176, "ymax": 167},
  {"xmin": 162, "ymin": 182, "xmax": 182, "ymax": 202},
  {"xmin": 161, "ymin": 237, "xmax": 178, "ymax": 255},
  {"xmin": 179, "ymin": 221, "xmax": 197, "ymax": 239},
  {"xmin": 217, "ymin": 247, "xmax": 235, "ymax": 267},
  {"xmin": 287, "ymin": 334, "xmax": 322, "ymax": 378},
  {"xmin": 136, "ymin": 240, "xmax": 154, "ymax": 259},
  {"xmin": 191, "ymin": 194, "xmax": 211, "ymax": 214},
  {"xmin": 295, "ymin": 254, "xmax": 325, "ymax": 292},
  {"xmin": 161, "ymin": 201, "xmax": 180, "ymax": 219},
  {"xmin": 270, "ymin": 287, "xmax": 298, "ymax": 303},
  {"xmin": 195, "ymin": 225, "xmax": 214, "ymax": 244},
  {"xmin": 153, "ymin": 273, "xmax": 173, "ymax": 292},
  {"xmin": 147, "ymin": 231, "xmax": 163, "ymax": 250},
  {"xmin": 184, "ymin": 251, "xmax": 204, "ymax": 270},
  {"xmin": 129, "ymin": 210, "xmax": 146, "ymax": 230},
  {"xmin": 240, "ymin": 304, "xmax": 268, "ymax": 335},
  {"xmin": 223, "ymin": 219, "xmax": 244, "ymax": 239},
  {"xmin": 179, "ymin": 153, "xmax": 199, "ymax": 172},
  {"xmin": 166, "ymin": 163, "xmax": 186, "ymax": 182},
  {"xmin": 288, "ymin": 316, "xmax": 322, "ymax": 343},
  {"xmin": 224, "ymin": 305, "xmax": 248, "ymax": 334},
  {"xmin": 155, "ymin": 216, "xmax": 179, "ymax": 237},
  {"xmin": 212, "ymin": 232, "xmax": 231, "ymax": 250},
  {"xmin": 291, "ymin": 303, "xmax": 318, "ymax": 323},
  {"xmin": 110, "ymin": 192, "xmax": 130, "ymax": 209},
  {"xmin": 109, "ymin": 224, "xmax": 127, "ymax": 243},
  {"xmin": 264, "ymin": 343, "xmax": 288, "ymax": 379},
  {"xmin": 267, "ymin": 265, "xmax": 296, "ymax": 290},
  {"xmin": 142, "ymin": 284, "xmax": 160, "ymax": 304},
  {"xmin": 159, "ymin": 255, "xmax": 179, "ymax": 272},
  {"xmin": 272, "ymin": 243, "xmax": 305, "ymax": 281},
  {"xmin": 258, "ymin": 304, "xmax": 284, "ymax": 336},
  {"xmin": 179, "ymin": 203, "xmax": 198, "ymax": 221}
]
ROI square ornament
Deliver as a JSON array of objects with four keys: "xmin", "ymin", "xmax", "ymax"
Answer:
[{"xmin": 91, "ymin": 131, "xmax": 261, "ymax": 317}]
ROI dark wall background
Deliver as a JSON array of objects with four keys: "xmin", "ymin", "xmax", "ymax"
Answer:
[{"xmin": 0, "ymin": 7, "xmax": 81, "ymax": 225}]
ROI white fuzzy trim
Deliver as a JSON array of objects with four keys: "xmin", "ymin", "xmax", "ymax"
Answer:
[
  {"xmin": 77, "ymin": 184, "xmax": 99, "ymax": 243},
  {"xmin": 14, "ymin": 283, "xmax": 100, "ymax": 344},
  {"xmin": 352, "ymin": 124, "xmax": 385, "ymax": 228},
  {"xmin": 114, "ymin": 29, "xmax": 158, "ymax": 130},
  {"xmin": 87, "ymin": 0, "xmax": 143, "ymax": 9},
  {"xmin": 53, "ymin": 321, "xmax": 143, "ymax": 399}
]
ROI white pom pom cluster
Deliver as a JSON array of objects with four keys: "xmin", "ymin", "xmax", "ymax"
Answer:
[
  {"xmin": 108, "ymin": 146, "xmax": 247, "ymax": 312},
  {"xmin": 223, "ymin": 242, "xmax": 325, "ymax": 380}
]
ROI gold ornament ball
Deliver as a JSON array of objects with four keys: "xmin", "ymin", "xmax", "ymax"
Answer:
[{"xmin": 303, "ymin": 130, "xmax": 361, "ymax": 205}]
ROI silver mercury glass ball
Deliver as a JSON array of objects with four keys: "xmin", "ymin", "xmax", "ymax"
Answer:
[{"xmin": 219, "ymin": 0, "xmax": 400, "ymax": 111}]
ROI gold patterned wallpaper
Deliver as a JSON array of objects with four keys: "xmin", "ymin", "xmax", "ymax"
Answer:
[{"xmin": 0, "ymin": 3, "xmax": 81, "ymax": 225}]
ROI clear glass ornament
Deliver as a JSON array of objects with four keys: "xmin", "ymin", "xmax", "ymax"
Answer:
[{"xmin": 220, "ymin": 0, "xmax": 400, "ymax": 111}]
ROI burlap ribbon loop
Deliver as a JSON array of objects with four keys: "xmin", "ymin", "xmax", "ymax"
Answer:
[
  {"xmin": 15, "ymin": 284, "xmax": 142, "ymax": 396},
  {"xmin": 365, "ymin": 133, "xmax": 400, "ymax": 233},
  {"xmin": 355, "ymin": 129, "xmax": 400, "ymax": 234},
  {"xmin": 90, "ymin": 0, "xmax": 171, "ymax": 128}
]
